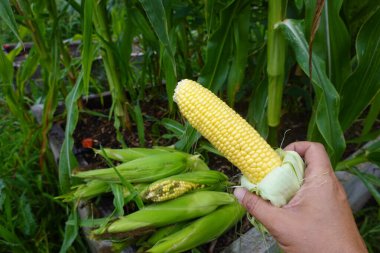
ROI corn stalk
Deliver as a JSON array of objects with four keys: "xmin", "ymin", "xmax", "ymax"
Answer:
[
  {"xmin": 267, "ymin": 0, "xmax": 287, "ymax": 145},
  {"xmin": 92, "ymin": 0, "xmax": 131, "ymax": 135}
]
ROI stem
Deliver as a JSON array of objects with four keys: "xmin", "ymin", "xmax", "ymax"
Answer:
[
  {"xmin": 267, "ymin": 0, "xmax": 287, "ymax": 128},
  {"xmin": 268, "ymin": 126, "xmax": 279, "ymax": 147},
  {"xmin": 92, "ymin": 1, "xmax": 131, "ymax": 131}
]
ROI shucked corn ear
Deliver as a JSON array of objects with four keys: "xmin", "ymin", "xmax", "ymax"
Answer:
[
  {"xmin": 146, "ymin": 200, "xmax": 245, "ymax": 253},
  {"xmin": 73, "ymin": 152, "xmax": 208, "ymax": 183},
  {"xmin": 141, "ymin": 170, "xmax": 229, "ymax": 202},
  {"xmin": 174, "ymin": 79, "xmax": 305, "ymax": 207},
  {"xmin": 91, "ymin": 191, "xmax": 235, "ymax": 236}
]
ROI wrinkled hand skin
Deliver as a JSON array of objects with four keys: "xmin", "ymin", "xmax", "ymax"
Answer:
[{"xmin": 234, "ymin": 141, "xmax": 368, "ymax": 253}]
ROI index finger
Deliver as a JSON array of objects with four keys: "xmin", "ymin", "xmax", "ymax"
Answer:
[{"xmin": 284, "ymin": 141, "xmax": 333, "ymax": 175}]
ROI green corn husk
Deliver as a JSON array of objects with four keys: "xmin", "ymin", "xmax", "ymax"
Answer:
[
  {"xmin": 94, "ymin": 147, "xmax": 175, "ymax": 162},
  {"xmin": 91, "ymin": 191, "xmax": 236, "ymax": 236},
  {"xmin": 56, "ymin": 180, "xmax": 148, "ymax": 202},
  {"xmin": 141, "ymin": 170, "xmax": 230, "ymax": 202},
  {"xmin": 56, "ymin": 179, "xmax": 111, "ymax": 202},
  {"xmin": 146, "ymin": 201, "xmax": 245, "ymax": 253},
  {"xmin": 136, "ymin": 222, "xmax": 189, "ymax": 251},
  {"xmin": 146, "ymin": 222, "xmax": 188, "ymax": 246},
  {"xmin": 73, "ymin": 152, "xmax": 208, "ymax": 183}
]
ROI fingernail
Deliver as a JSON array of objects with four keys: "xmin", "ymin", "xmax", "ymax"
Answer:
[{"xmin": 233, "ymin": 187, "xmax": 247, "ymax": 203}]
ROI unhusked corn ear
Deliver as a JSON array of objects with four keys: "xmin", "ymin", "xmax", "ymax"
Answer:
[
  {"xmin": 91, "ymin": 191, "xmax": 236, "ymax": 236},
  {"xmin": 94, "ymin": 147, "xmax": 172, "ymax": 162},
  {"xmin": 146, "ymin": 200, "xmax": 245, "ymax": 253},
  {"xmin": 174, "ymin": 79, "xmax": 282, "ymax": 184},
  {"xmin": 73, "ymin": 152, "xmax": 206, "ymax": 183}
]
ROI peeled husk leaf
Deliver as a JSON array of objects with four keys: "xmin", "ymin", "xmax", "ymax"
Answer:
[{"xmin": 241, "ymin": 149, "xmax": 305, "ymax": 207}]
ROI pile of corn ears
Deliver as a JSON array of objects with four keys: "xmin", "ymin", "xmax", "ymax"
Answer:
[{"xmin": 57, "ymin": 147, "xmax": 244, "ymax": 253}]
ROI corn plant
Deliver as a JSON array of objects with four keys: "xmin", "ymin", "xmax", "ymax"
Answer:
[{"xmin": 266, "ymin": 0, "xmax": 287, "ymax": 131}]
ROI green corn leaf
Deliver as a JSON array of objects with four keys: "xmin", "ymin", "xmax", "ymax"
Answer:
[
  {"xmin": 349, "ymin": 167, "xmax": 380, "ymax": 205},
  {"xmin": 129, "ymin": 6, "xmax": 158, "ymax": 48},
  {"xmin": 343, "ymin": 0, "xmax": 380, "ymax": 38},
  {"xmin": 246, "ymin": 46, "xmax": 268, "ymax": 139},
  {"xmin": 139, "ymin": 0, "xmax": 177, "ymax": 110},
  {"xmin": 227, "ymin": 2, "xmax": 250, "ymax": 106},
  {"xmin": 304, "ymin": 0, "xmax": 351, "ymax": 91},
  {"xmin": 114, "ymin": 4, "xmax": 136, "ymax": 98},
  {"xmin": 175, "ymin": 123, "xmax": 201, "ymax": 153},
  {"xmin": 354, "ymin": 172, "xmax": 380, "ymax": 188},
  {"xmin": 139, "ymin": 0, "xmax": 174, "ymax": 57},
  {"xmin": 0, "ymin": 0, "xmax": 22, "ymax": 42},
  {"xmin": 160, "ymin": 118, "xmax": 185, "ymax": 137},
  {"xmin": 294, "ymin": 0, "xmax": 304, "ymax": 11},
  {"xmin": 198, "ymin": 1, "xmax": 237, "ymax": 91},
  {"xmin": 82, "ymin": 0, "xmax": 94, "ymax": 96},
  {"xmin": 362, "ymin": 92, "xmax": 380, "ymax": 136},
  {"xmin": 347, "ymin": 129, "xmax": 380, "ymax": 144},
  {"xmin": 161, "ymin": 45, "xmax": 177, "ymax": 111},
  {"xmin": 92, "ymin": 0, "xmax": 130, "ymax": 135},
  {"xmin": 365, "ymin": 140, "xmax": 380, "ymax": 166},
  {"xmin": 340, "ymin": 8, "xmax": 380, "ymax": 131},
  {"xmin": 278, "ymin": 19, "xmax": 345, "ymax": 165},
  {"xmin": 59, "ymin": 72, "xmax": 84, "ymax": 192},
  {"xmin": 60, "ymin": 208, "xmax": 79, "ymax": 253}
]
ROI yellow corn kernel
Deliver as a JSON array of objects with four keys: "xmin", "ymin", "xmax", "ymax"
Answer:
[
  {"xmin": 174, "ymin": 79, "xmax": 282, "ymax": 184},
  {"xmin": 144, "ymin": 180, "xmax": 202, "ymax": 202}
]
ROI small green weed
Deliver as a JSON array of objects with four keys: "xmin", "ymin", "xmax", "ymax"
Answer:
[{"xmin": 0, "ymin": 103, "xmax": 87, "ymax": 253}]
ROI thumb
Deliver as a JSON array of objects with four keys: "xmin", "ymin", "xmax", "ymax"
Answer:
[{"xmin": 234, "ymin": 187, "xmax": 283, "ymax": 227}]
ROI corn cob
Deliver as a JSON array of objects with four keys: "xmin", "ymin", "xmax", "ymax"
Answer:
[
  {"xmin": 141, "ymin": 170, "xmax": 229, "ymax": 202},
  {"xmin": 146, "ymin": 201, "xmax": 245, "ymax": 253},
  {"xmin": 174, "ymin": 79, "xmax": 281, "ymax": 184},
  {"xmin": 174, "ymin": 79, "xmax": 305, "ymax": 207},
  {"xmin": 91, "ymin": 191, "xmax": 235, "ymax": 236},
  {"xmin": 143, "ymin": 180, "xmax": 199, "ymax": 202},
  {"xmin": 73, "ymin": 152, "xmax": 208, "ymax": 183}
]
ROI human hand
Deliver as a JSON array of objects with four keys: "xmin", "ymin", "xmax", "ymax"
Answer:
[{"xmin": 234, "ymin": 141, "xmax": 368, "ymax": 253}]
